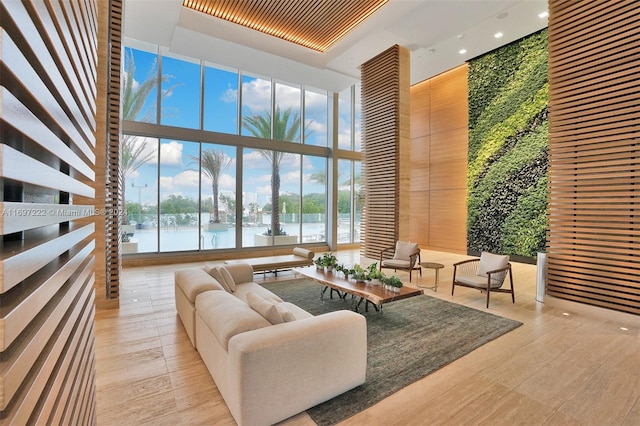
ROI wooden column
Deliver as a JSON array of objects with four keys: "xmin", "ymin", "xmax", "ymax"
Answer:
[
  {"xmin": 547, "ymin": 0, "xmax": 640, "ymax": 315},
  {"xmin": 360, "ymin": 45, "xmax": 410, "ymax": 260}
]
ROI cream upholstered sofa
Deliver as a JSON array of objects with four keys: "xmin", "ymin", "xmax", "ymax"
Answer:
[{"xmin": 174, "ymin": 262, "xmax": 367, "ymax": 426}]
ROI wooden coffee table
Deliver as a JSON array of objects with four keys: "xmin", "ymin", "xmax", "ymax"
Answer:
[{"xmin": 295, "ymin": 266, "xmax": 423, "ymax": 314}]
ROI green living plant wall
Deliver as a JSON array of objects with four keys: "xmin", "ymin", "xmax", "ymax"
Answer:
[{"xmin": 467, "ymin": 29, "xmax": 548, "ymax": 259}]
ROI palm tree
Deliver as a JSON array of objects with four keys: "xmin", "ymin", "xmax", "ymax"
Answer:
[
  {"xmin": 309, "ymin": 170, "xmax": 326, "ymax": 185},
  {"xmin": 242, "ymin": 106, "xmax": 304, "ymax": 236},
  {"xmin": 120, "ymin": 48, "xmax": 178, "ymax": 221},
  {"xmin": 190, "ymin": 148, "xmax": 232, "ymax": 223}
]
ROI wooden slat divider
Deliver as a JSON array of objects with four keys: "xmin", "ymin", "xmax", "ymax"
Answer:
[
  {"xmin": 3, "ymin": 0, "xmax": 96, "ymax": 147},
  {"xmin": 0, "ymin": 145, "xmax": 94, "ymax": 198},
  {"xmin": 547, "ymin": 0, "xmax": 640, "ymax": 315},
  {"xmin": 51, "ymin": 0, "xmax": 96, "ymax": 105},
  {"xmin": 0, "ymin": 255, "xmax": 94, "ymax": 412},
  {"xmin": 0, "ymin": 86, "xmax": 94, "ymax": 178},
  {"xmin": 0, "ymin": 0, "xmax": 97, "ymax": 422},
  {"xmin": 0, "ymin": 224, "xmax": 94, "ymax": 292},
  {"xmin": 0, "ymin": 203, "xmax": 93, "ymax": 234},
  {"xmin": 0, "ymin": 240, "xmax": 95, "ymax": 351},
  {"xmin": 35, "ymin": 298, "xmax": 94, "ymax": 425},
  {"xmin": 104, "ymin": 0, "xmax": 123, "ymax": 301},
  {"xmin": 360, "ymin": 45, "xmax": 410, "ymax": 260},
  {"xmin": 32, "ymin": 0, "xmax": 96, "ymax": 140}
]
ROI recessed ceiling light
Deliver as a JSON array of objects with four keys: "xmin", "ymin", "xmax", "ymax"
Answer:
[
  {"xmin": 494, "ymin": 32, "xmax": 504, "ymax": 38},
  {"xmin": 497, "ymin": 12, "xmax": 508, "ymax": 19},
  {"xmin": 539, "ymin": 11, "xmax": 549, "ymax": 18},
  {"xmin": 458, "ymin": 49, "xmax": 467, "ymax": 55}
]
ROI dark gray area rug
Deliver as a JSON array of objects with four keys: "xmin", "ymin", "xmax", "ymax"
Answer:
[{"xmin": 261, "ymin": 279, "xmax": 522, "ymax": 426}]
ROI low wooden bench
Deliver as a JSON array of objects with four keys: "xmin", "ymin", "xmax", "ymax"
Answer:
[{"xmin": 225, "ymin": 247, "xmax": 315, "ymax": 276}]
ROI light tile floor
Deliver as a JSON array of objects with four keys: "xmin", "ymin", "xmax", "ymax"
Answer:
[{"xmin": 95, "ymin": 249, "xmax": 640, "ymax": 425}]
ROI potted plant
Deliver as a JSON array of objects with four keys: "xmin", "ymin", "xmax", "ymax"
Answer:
[
  {"xmin": 366, "ymin": 263, "xmax": 382, "ymax": 285},
  {"xmin": 351, "ymin": 264, "xmax": 369, "ymax": 283},
  {"xmin": 343, "ymin": 267, "xmax": 355, "ymax": 279},
  {"xmin": 381, "ymin": 275, "xmax": 403, "ymax": 292},
  {"xmin": 314, "ymin": 256, "xmax": 324, "ymax": 271},
  {"xmin": 319, "ymin": 252, "xmax": 338, "ymax": 272}
]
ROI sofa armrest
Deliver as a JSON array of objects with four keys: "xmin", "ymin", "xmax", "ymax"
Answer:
[
  {"xmin": 226, "ymin": 310, "xmax": 367, "ymax": 426},
  {"xmin": 222, "ymin": 262, "xmax": 254, "ymax": 284}
]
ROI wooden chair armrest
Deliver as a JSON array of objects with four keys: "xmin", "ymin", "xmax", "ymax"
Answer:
[
  {"xmin": 409, "ymin": 250, "xmax": 421, "ymax": 267},
  {"xmin": 452, "ymin": 258, "xmax": 480, "ymax": 279},
  {"xmin": 453, "ymin": 258, "xmax": 480, "ymax": 267},
  {"xmin": 379, "ymin": 247, "xmax": 395, "ymax": 261},
  {"xmin": 485, "ymin": 263, "xmax": 511, "ymax": 276}
]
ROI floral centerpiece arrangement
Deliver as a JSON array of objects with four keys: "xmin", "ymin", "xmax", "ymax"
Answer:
[{"xmin": 315, "ymin": 256, "xmax": 403, "ymax": 291}]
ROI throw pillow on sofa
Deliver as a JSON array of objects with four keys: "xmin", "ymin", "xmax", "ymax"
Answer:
[
  {"xmin": 220, "ymin": 267, "xmax": 237, "ymax": 292},
  {"xmin": 275, "ymin": 303, "xmax": 297, "ymax": 322},
  {"xmin": 203, "ymin": 265, "xmax": 233, "ymax": 293},
  {"xmin": 246, "ymin": 292, "xmax": 285, "ymax": 324}
]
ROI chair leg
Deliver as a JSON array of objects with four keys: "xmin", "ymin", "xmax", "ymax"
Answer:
[
  {"xmin": 486, "ymin": 286, "xmax": 491, "ymax": 308},
  {"xmin": 510, "ymin": 269, "xmax": 515, "ymax": 303}
]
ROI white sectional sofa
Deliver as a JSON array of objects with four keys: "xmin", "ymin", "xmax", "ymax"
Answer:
[{"xmin": 174, "ymin": 262, "xmax": 367, "ymax": 426}]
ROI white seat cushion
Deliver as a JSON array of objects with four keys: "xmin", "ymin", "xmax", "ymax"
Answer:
[
  {"xmin": 196, "ymin": 291, "xmax": 270, "ymax": 350},
  {"xmin": 456, "ymin": 275, "xmax": 504, "ymax": 289},
  {"xmin": 382, "ymin": 259, "xmax": 411, "ymax": 269}
]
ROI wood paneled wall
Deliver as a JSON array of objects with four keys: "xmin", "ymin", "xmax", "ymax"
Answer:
[
  {"xmin": 0, "ymin": 0, "xmax": 98, "ymax": 423},
  {"xmin": 547, "ymin": 0, "xmax": 640, "ymax": 315},
  {"xmin": 409, "ymin": 65, "xmax": 468, "ymax": 253},
  {"xmin": 360, "ymin": 45, "xmax": 410, "ymax": 260}
]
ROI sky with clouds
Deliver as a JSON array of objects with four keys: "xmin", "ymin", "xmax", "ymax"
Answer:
[{"xmin": 125, "ymin": 47, "xmax": 359, "ymax": 210}]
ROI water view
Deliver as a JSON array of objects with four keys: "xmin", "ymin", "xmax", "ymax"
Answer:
[{"xmin": 123, "ymin": 214, "xmax": 359, "ymax": 253}]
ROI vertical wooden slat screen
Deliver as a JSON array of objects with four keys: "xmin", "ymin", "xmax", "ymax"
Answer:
[
  {"xmin": 0, "ymin": 0, "xmax": 97, "ymax": 423},
  {"xmin": 547, "ymin": 0, "xmax": 640, "ymax": 315},
  {"xmin": 360, "ymin": 45, "xmax": 410, "ymax": 260},
  {"xmin": 106, "ymin": 0, "xmax": 122, "ymax": 301}
]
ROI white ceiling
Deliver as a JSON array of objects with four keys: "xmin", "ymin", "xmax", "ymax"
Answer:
[{"xmin": 123, "ymin": 0, "xmax": 548, "ymax": 92}]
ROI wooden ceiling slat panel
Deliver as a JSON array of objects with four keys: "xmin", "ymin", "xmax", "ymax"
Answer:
[{"xmin": 183, "ymin": 0, "xmax": 388, "ymax": 52}]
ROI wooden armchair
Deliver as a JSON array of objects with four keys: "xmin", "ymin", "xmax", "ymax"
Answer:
[
  {"xmin": 452, "ymin": 251, "xmax": 514, "ymax": 308},
  {"xmin": 379, "ymin": 241, "xmax": 422, "ymax": 282}
]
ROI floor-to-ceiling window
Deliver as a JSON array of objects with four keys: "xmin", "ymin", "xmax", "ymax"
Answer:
[{"xmin": 121, "ymin": 40, "xmax": 360, "ymax": 254}]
